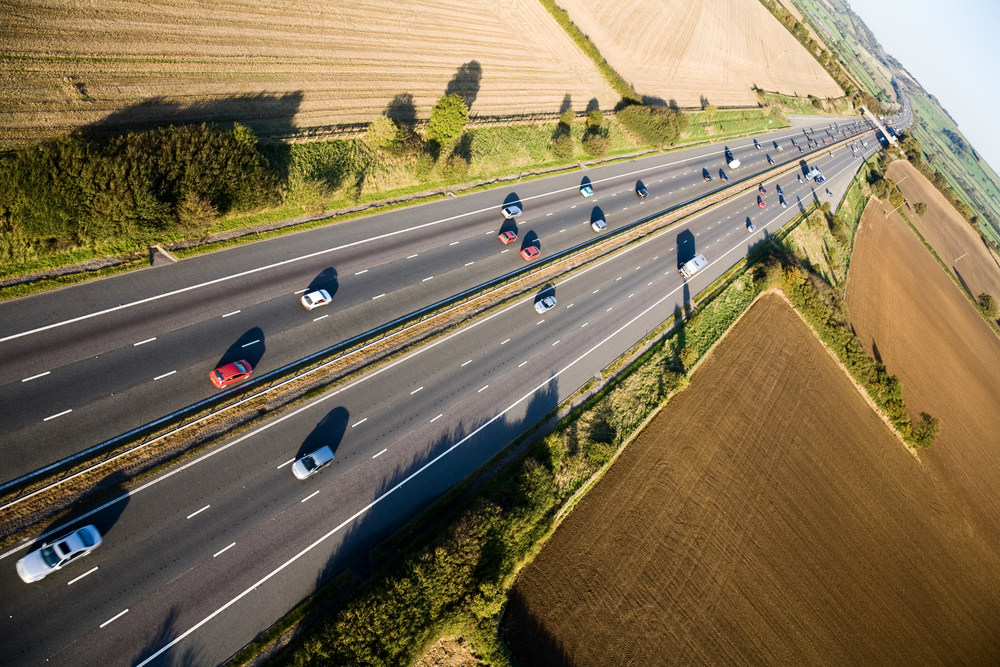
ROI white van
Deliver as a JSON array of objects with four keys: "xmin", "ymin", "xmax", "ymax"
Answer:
[{"xmin": 680, "ymin": 254, "xmax": 708, "ymax": 278}]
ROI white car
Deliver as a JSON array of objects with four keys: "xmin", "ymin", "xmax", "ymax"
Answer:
[
  {"xmin": 501, "ymin": 204, "xmax": 522, "ymax": 219},
  {"xmin": 591, "ymin": 218, "xmax": 607, "ymax": 233},
  {"xmin": 300, "ymin": 289, "xmax": 332, "ymax": 310},
  {"xmin": 534, "ymin": 295, "xmax": 557, "ymax": 314},
  {"xmin": 17, "ymin": 525, "xmax": 102, "ymax": 583},
  {"xmin": 292, "ymin": 445, "xmax": 335, "ymax": 480}
]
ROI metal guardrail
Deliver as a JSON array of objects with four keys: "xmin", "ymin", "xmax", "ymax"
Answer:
[{"xmin": 0, "ymin": 125, "xmax": 874, "ymax": 511}]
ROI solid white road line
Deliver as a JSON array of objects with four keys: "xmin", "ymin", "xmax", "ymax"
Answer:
[
  {"xmin": 301, "ymin": 491, "xmax": 320, "ymax": 503},
  {"xmin": 223, "ymin": 310, "xmax": 241, "ymax": 318},
  {"xmin": 465, "ymin": 261, "xmax": 474, "ymax": 266},
  {"xmin": 407, "ymin": 254, "xmax": 418, "ymax": 258},
  {"xmin": 518, "ymin": 361, "xmax": 528, "ymax": 367},
  {"xmin": 241, "ymin": 340, "xmax": 260, "ymax": 348},
  {"xmin": 373, "ymin": 293, "xmax": 385, "ymax": 300},
  {"xmin": 213, "ymin": 543, "xmax": 236, "ymax": 558},
  {"xmin": 22, "ymin": 371, "xmax": 51, "ymax": 382},
  {"xmin": 355, "ymin": 269, "xmax": 368, "ymax": 275},
  {"xmin": 277, "ymin": 459, "xmax": 294, "ymax": 469},
  {"xmin": 187, "ymin": 505, "xmax": 210, "ymax": 520},
  {"xmin": 134, "ymin": 337, "xmax": 156, "ymax": 346},
  {"xmin": 43, "ymin": 409, "xmax": 72, "ymax": 422},
  {"xmin": 478, "ymin": 385, "xmax": 489, "ymax": 392},
  {"xmin": 67, "ymin": 567, "xmax": 98, "ymax": 586},
  {"xmin": 422, "ymin": 276, "xmax": 433, "ymax": 282},
  {"xmin": 351, "ymin": 418, "xmax": 367, "ymax": 428},
  {"xmin": 100, "ymin": 609, "xmax": 128, "ymax": 629},
  {"xmin": 373, "ymin": 449, "xmax": 387, "ymax": 459},
  {"xmin": 153, "ymin": 370, "xmax": 177, "ymax": 381},
  {"xmin": 430, "ymin": 414, "xmax": 443, "ymax": 423},
  {"xmin": 449, "ymin": 241, "xmax": 460, "ymax": 246}
]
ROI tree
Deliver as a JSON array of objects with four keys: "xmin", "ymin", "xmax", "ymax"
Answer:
[
  {"xmin": 914, "ymin": 202, "xmax": 927, "ymax": 216},
  {"xmin": 426, "ymin": 94, "xmax": 468, "ymax": 145},
  {"xmin": 559, "ymin": 109, "xmax": 576, "ymax": 127},
  {"xmin": 586, "ymin": 108, "xmax": 603, "ymax": 129},
  {"xmin": 364, "ymin": 115, "xmax": 400, "ymax": 149},
  {"xmin": 911, "ymin": 412, "xmax": 941, "ymax": 449},
  {"xmin": 978, "ymin": 293, "xmax": 999, "ymax": 319}
]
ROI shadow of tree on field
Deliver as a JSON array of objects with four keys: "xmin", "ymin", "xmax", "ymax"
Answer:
[
  {"xmin": 500, "ymin": 587, "xmax": 573, "ymax": 667},
  {"xmin": 445, "ymin": 61, "xmax": 482, "ymax": 109},
  {"xmin": 80, "ymin": 92, "xmax": 304, "ymax": 140},
  {"xmin": 385, "ymin": 93, "xmax": 418, "ymax": 131}
]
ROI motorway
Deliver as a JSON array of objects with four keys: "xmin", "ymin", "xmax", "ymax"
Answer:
[
  {"xmin": 0, "ymin": 112, "xmax": 906, "ymax": 486},
  {"xmin": 0, "ymin": 106, "xmax": 911, "ymax": 666}
]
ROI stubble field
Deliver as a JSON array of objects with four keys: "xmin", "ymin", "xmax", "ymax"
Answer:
[
  {"xmin": 846, "ymin": 197, "xmax": 1000, "ymax": 554},
  {"xmin": 886, "ymin": 160, "xmax": 1000, "ymax": 313},
  {"xmin": 553, "ymin": 0, "xmax": 843, "ymax": 108},
  {"xmin": 503, "ymin": 293, "xmax": 1000, "ymax": 665},
  {"xmin": 0, "ymin": 0, "xmax": 619, "ymax": 146}
]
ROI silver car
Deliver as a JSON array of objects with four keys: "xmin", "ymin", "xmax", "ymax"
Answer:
[
  {"xmin": 300, "ymin": 289, "xmax": 332, "ymax": 310},
  {"xmin": 534, "ymin": 295, "xmax": 557, "ymax": 314},
  {"xmin": 17, "ymin": 525, "xmax": 102, "ymax": 583},
  {"xmin": 292, "ymin": 445, "xmax": 335, "ymax": 480},
  {"xmin": 591, "ymin": 218, "xmax": 607, "ymax": 233}
]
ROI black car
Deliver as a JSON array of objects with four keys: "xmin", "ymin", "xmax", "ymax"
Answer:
[{"xmin": 636, "ymin": 181, "xmax": 648, "ymax": 198}]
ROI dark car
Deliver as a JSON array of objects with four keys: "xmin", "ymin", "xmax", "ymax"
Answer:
[
  {"xmin": 719, "ymin": 169, "xmax": 729, "ymax": 182},
  {"xmin": 758, "ymin": 184, "xmax": 767, "ymax": 194},
  {"xmin": 703, "ymin": 169, "xmax": 712, "ymax": 182},
  {"xmin": 636, "ymin": 182, "xmax": 648, "ymax": 198}
]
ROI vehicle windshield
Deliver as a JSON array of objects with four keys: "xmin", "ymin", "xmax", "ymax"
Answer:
[
  {"xmin": 301, "ymin": 455, "xmax": 317, "ymax": 472},
  {"xmin": 234, "ymin": 362, "xmax": 247, "ymax": 373},
  {"xmin": 40, "ymin": 545, "xmax": 61, "ymax": 567}
]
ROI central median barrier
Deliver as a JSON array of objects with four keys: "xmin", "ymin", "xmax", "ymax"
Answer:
[{"xmin": 0, "ymin": 127, "xmax": 874, "ymax": 543}]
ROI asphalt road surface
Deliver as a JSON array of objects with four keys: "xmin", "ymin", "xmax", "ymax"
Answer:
[
  {"xmin": 0, "ymin": 111, "xmax": 909, "ymax": 485},
  {"xmin": 0, "ymin": 108, "xmax": 910, "ymax": 667}
]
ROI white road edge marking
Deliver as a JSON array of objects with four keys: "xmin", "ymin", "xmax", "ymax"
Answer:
[
  {"xmin": 134, "ymin": 337, "xmax": 156, "ymax": 346},
  {"xmin": 373, "ymin": 449, "xmax": 388, "ymax": 459},
  {"xmin": 372, "ymin": 294, "xmax": 385, "ymax": 300},
  {"xmin": 67, "ymin": 566, "xmax": 98, "ymax": 585},
  {"xmin": 153, "ymin": 370, "xmax": 177, "ymax": 381},
  {"xmin": 213, "ymin": 543, "xmax": 236, "ymax": 558},
  {"xmin": 422, "ymin": 276, "xmax": 433, "ymax": 282},
  {"xmin": 22, "ymin": 371, "xmax": 51, "ymax": 382},
  {"xmin": 223, "ymin": 311, "xmax": 241, "ymax": 318},
  {"xmin": 186, "ymin": 505, "xmax": 210, "ymax": 520},
  {"xmin": 464, "ymin": 261, "xmax": 474, "ymax": 266},
  {"xmin": 301, "ymin": 491, "xmax": 320, "ymax": 504},
  {"xmin": 43, "ymin": 409, "xmax": 72, "ymax": 422},
  {"xmin": 101, "ymin": 609, "xmax": 128, "ymax": 629},
  {"xmin": 351, "ymin": 418, "xmax": 367, "ymax": 428},
  {"xmin": 430, "ymin": 414, "xmax": 443, "ymax": 422}
]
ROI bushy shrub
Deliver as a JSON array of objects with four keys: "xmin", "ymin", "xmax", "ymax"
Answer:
[
  {"xmin": 551, "ymin": 132, "xmax": 575, "ymax": 160},
  {"xmin": 582, "ymin": 131, "xmax": 607, "ymax": 158},
  {"xmin": 616, "ymin": 104, "xmax": 682, "ymax": 147},
  {"xmin": 426, "ymin": 94, "xmax": 469, "ymax": 145}
]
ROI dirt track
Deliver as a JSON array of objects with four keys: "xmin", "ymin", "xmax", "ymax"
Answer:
[
  {"xmin": 503, "ymin": 293, "xmax": 1000, "ymax": 666},
  {"xmin": 0, "ymin": 0, "xmax": 618, "ymax": 145},
  {"xmin": 885, "ymin": 160, "xmax": 1000, "ymax": 319},
  {"xmin": 554, "ymin": 0, "xmax": 842, "ymax": 107},
  {"xmin": 847, "ymin": 197, "xmax": 1000, "ymax": 554}
]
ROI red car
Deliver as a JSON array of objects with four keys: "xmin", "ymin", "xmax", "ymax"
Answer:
[
  {"xmin": 211, "ymin": 360, "xmax": 253, "ymax": 388},
  {"xmin": 757, "ymin": 197, "xmax": 766, "ymax": 209},
  {"xmin": 498, "ymin": 230, "xmax": 518, "ymax": 245},
  {"xmin": 758, "ymin": 184, "xmax": 767, "ymax": 194},
  {"xmin": 521, "ymin": 245, "xmax": 540, "ymax": 261}
]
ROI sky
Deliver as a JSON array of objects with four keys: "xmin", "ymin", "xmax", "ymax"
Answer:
[{"xmin": 848, "ymin": 0, "xmax": 1000, "ymax": 169}]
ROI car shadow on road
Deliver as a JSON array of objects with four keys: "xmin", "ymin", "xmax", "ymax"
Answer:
[
  {"xmin": 216, "ymin": 327, "xmax": 266, "ymax": 370},
  {"xmin": 521, "ymin": 230, "xmax": 540, "ymax": 252},
  {"xmin": 297, "ymin": 407, "xmax": 350, "ymax": 460},
  {"xmin": 308, "ymin": 267, "xmax": 339, "ymax": 300},
  {"xmin": 676, "ymin": 229, "xmax": 695, "ymax": 268}
]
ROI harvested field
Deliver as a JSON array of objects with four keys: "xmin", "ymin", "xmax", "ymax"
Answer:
[
  {"xmin": 847, "ymin": 198, "xmax": 1000, "ymax": 554},
  {"xmin": 0, "ymin": 0, "xmax": 618, "ymax": 146},
  {"xmin": 886, "ymin": 161, "xmax": 1000, "ymax": 316},
  {"xmin": 503, "ymin": 293, "xmax": 1000, "ymax": 666},
  {"xmin": 554, "ymin": 0, "xmax": 843, "ymax": 108}
]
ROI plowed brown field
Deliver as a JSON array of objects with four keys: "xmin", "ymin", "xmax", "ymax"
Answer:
[
  {"xmin": 554, "ymin": 0, "xmax": 843, "ymax": 107},
  {"xmin": 886, "ymin": 161, "xmax": 1000, "ymax": 318},
  {"xmin": 503, "ymin": 293, "xmax": 1000, "ymax": 666},
  {"xmin": 0, "ymin": 0, "xmax": 618, "ymax": 145},
  {"xmin": 847, "ymin": 198, "xmax": 1000, "ymax": 553}
]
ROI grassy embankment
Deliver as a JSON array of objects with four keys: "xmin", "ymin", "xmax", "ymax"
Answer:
[{"xmin": 255, "ymin": 161, "xmax": 938, "ymax": 667}]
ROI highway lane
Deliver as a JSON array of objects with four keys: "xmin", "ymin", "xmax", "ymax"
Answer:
[
  {"xmin": 0, "ymin": 114, "xmax": 904, "ymax": 483},
  {"xmin": 0, "ymin": 132, "xmax": 899, "ymax": 666}
]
